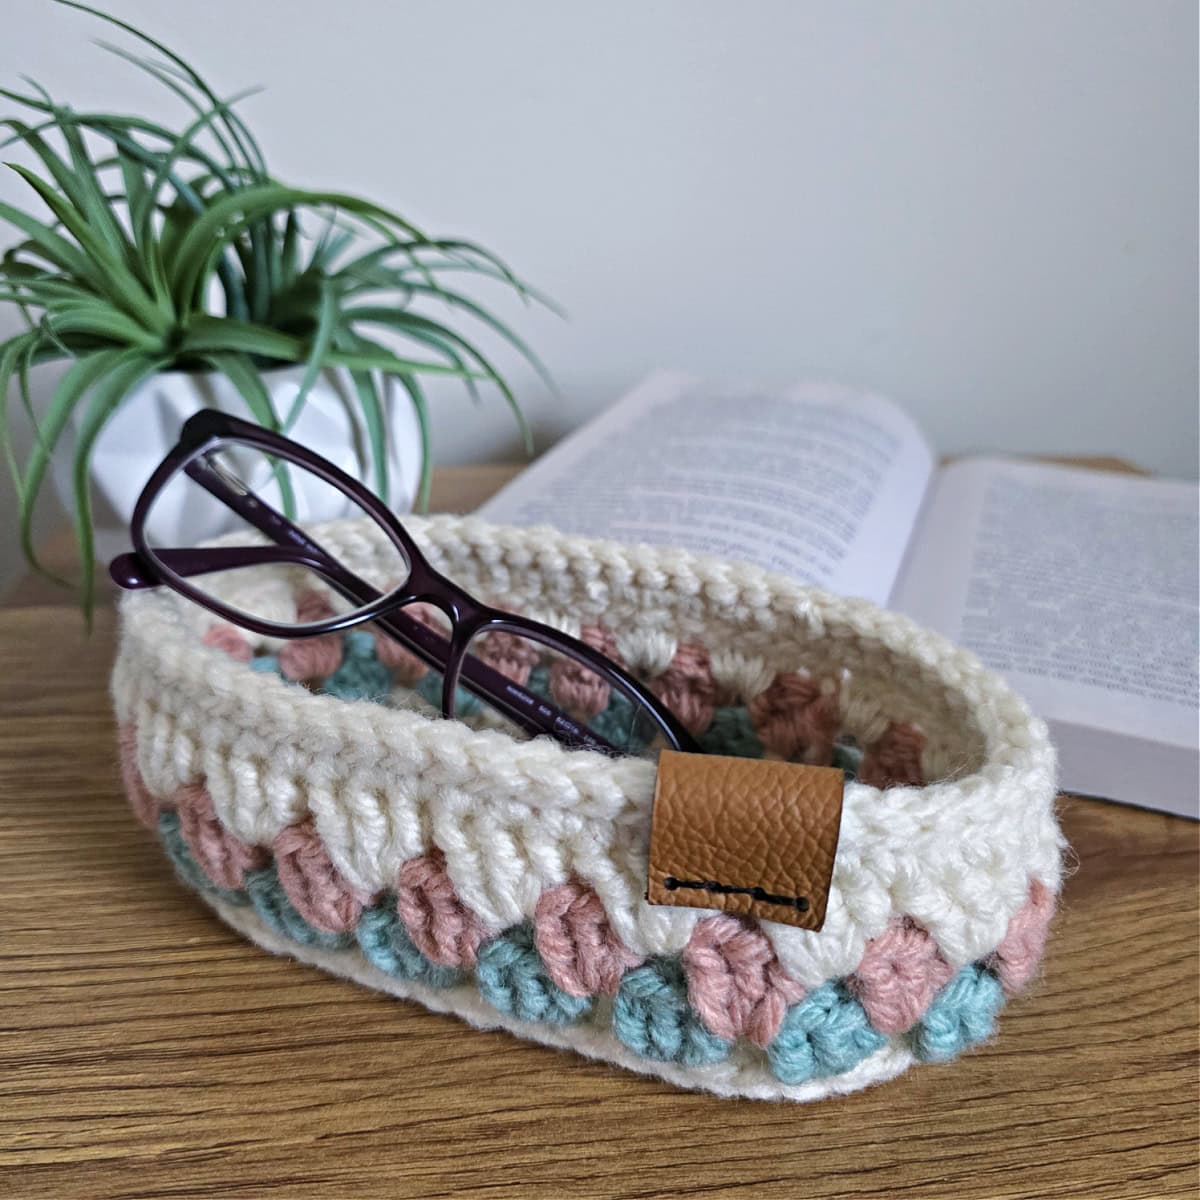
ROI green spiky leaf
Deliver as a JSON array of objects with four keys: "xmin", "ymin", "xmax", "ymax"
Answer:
[{"xmin": 0, "ymin": 2, "xmax": 559, "ymax": 621}]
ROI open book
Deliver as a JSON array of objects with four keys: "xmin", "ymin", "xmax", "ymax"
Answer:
[{"xmin": 478, "ymin": 372, "xmax": 1200, "ymax": 818}]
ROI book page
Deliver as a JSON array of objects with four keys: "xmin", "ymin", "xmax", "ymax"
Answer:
[
  {"xmin": 892, "ymin": 457, "xmax": 1200, "ymax": 750},
  {"xmin": 479, "ymin": 371, "xmax": 936, "ymax": 605}
]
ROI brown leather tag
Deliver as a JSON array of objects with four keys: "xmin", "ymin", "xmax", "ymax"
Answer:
[{"xmin": 647, "ymin": 751, "xmax": 844, "ymax": 931}]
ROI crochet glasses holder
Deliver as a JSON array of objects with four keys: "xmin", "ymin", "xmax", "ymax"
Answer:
[{"xmin": 112, "ymin": 514, "xmax": 1064, "ymax": 1101}]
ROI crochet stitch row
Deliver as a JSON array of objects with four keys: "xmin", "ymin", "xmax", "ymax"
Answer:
[
  {"xmin": 122, "ymin": 732, "xmax": 1054, "ymax": 1086},
  {"xmin": 204, "ymin": 607, "xmax": 929, "ymax": 785}
]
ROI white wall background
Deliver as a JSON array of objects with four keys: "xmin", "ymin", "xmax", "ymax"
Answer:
[{"xmin": 1, "ymin": 0, "xmax": 1196, "ymax": 593}]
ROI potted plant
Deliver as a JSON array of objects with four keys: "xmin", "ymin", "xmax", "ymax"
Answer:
[{"xmin": 0, "ymin": 2, "xmax": 554, "ymax": 619}]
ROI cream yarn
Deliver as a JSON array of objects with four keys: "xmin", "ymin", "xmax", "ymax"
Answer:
[{"xmin": 112, "ymin": 514, "xmax": 1064, "ymax": 1100}]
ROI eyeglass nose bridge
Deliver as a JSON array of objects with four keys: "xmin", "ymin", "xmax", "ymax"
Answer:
[{"xmin": 400, "ymin": 557, "xmax": 486, "ymax": 630}]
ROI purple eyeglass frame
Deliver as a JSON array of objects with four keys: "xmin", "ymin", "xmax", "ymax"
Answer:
[{"xmin": 109, "ymin": 409, "xmax": 700, "ymax": 758}]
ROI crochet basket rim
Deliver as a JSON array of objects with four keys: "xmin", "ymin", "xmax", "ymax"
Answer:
[{"xmin": 112, "ymin": 513, "xmax": 1056, "ymax": 821}]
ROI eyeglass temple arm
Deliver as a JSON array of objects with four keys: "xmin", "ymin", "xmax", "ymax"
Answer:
[
  {"xmin": 111, "ymin": 544, "xmax": 455, "ymax": 673},
  {"xmin": 110, "ymin": 545, "xmax": 331, "ymax": 589},
  {"xmin": 182, "ymin": 457, "xmax": 342, "ymax": 566},
  {"xmin": 113, "ymin": 542, "xmax": 628, "ymax": 754},
  {"xmin": 116, "ymin": 460, "xmax": 633, "ymax": 755},
  {"xmin": 114, "ymin": 457, "xmax": 450, "ymax": 676}
]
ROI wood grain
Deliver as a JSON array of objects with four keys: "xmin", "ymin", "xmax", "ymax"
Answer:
[
  {"xmin": 2, "ymin": 461, "xmax": 1197, "ymax": 1199},
  {"xmin": 1, "ymin": 612, "xmax": 1196, "ymax": 1200}
]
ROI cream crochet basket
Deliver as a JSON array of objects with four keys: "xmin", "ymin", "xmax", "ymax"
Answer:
[{"xmin": 111, "ymin": 514, "xmax": 1065, "ymax": 1102}]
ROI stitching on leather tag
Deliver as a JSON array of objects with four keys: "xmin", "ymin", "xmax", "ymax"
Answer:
[{"xmin": 647, "ymin": 750, "xmax": 844, "ymax": 932}]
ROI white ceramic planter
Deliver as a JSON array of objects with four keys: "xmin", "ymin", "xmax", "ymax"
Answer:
[{"xmin": 53, "ymin": 366, "xmax": 424, "ymax": 561}]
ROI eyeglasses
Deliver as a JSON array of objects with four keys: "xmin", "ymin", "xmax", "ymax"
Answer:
[{"xmin": 109, "ymin": 409, "xmax": 700, "ymax": 758}]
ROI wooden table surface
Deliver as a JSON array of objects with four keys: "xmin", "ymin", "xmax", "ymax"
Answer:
[{"xmin": 1, "ymin": 465, "xmax": 1197, "ymax": 1200}]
